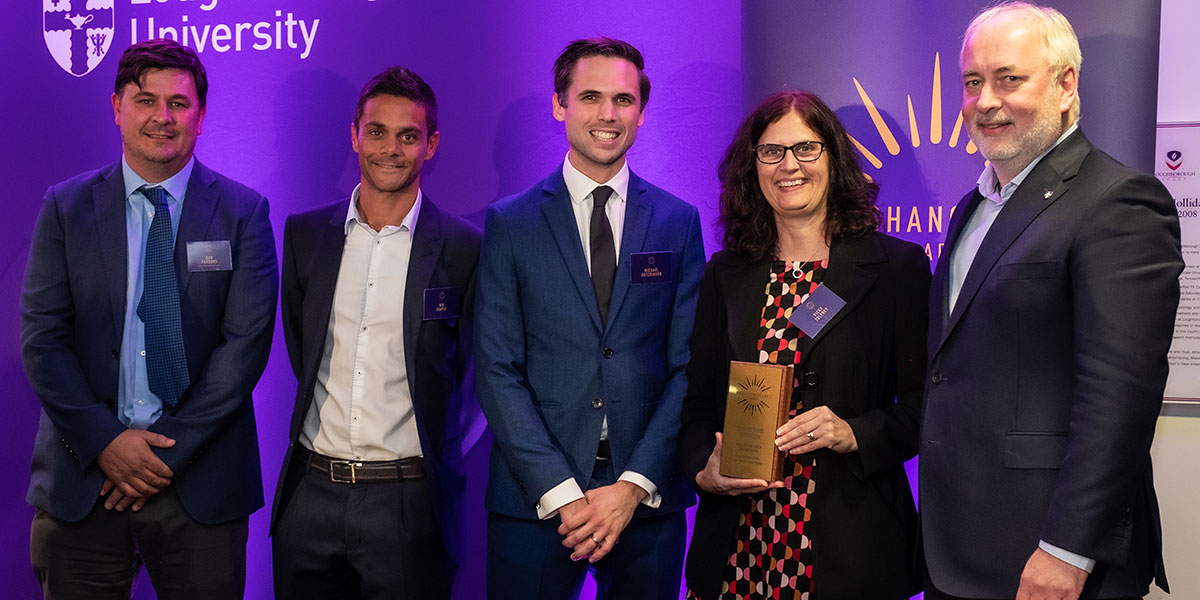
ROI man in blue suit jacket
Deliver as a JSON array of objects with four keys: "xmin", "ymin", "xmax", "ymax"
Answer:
[
  {"xmin": 20, "ymin": 40, "xmax": 276, "ymax": 599},
  {"xmin": 271, "ymin": 67, "xmax": 480, "ymax": 600},
  {"xmin": 476, "ymin": 37, "xmax": 704, "ymax": 599}
]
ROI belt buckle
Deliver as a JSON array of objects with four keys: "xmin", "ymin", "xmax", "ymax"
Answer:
[{"xmin": 328, "ymin": 460, "xmax": 362, "ymax": 484}]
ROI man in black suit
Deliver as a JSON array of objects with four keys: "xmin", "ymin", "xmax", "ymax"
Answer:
[
  {"xmin": 921, "ymin": 3, "xmax": 1182, "ymax": 600},
  {"xmin": 270, "ymin": 66, "xmax": 480, "ymax": 599}
]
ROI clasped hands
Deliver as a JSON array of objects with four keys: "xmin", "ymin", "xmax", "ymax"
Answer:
[
  {"xmin": 695, "ymin": 406, "xmax": 857, "ymax": 496},
  {"xmin": 557, "ymin": 480, "xmax": 646, "ymax": 563},
  {"xmin": 96, "ymin": 429, "xmax": 176, "ymax": 512}
]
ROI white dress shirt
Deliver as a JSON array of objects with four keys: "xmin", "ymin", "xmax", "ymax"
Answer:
[
  {"xmin": 299, "ymin": 186, "xmax": 424, "ymax": 462},
  {"xmin": 948, "ymin": 123, "xmax": 1095, "ymax": 573},
  {"xmin": 534, "ymin": 156, "xmax": 660, "ymax": 519}
]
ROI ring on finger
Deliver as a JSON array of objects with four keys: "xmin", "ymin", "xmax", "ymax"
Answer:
[
  {"xmin": 590, "ymin": 534, "xmax": 601, "ymax": 545},
  {"xmin": 806, "ymin": 431, "xmax": 816, "ymax": 441}
]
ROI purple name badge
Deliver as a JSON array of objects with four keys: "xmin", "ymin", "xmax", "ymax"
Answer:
[
  {"xmin": 630, "ymin": 251, "xmax": 672, "ymax": 285},
  {"xmin": 423, "ymin": 286, "xmax": 460, "ymax": 320},
  {"xmin": 186, "ymin": 240, "xmax": 232, "ymax": 272},
  {"xmin": 787, "ymin": 284, "xmax": 846, "ymax": 338}
]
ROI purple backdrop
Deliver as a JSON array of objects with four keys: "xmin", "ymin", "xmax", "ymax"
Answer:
[{"xmin": 0, "ymin": 1, "xmax": 1160, "ymax": 599}]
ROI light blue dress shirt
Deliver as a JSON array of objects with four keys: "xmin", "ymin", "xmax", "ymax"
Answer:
[{"xmin": 118, "ymin": 157, "xmax": 194, "ymax": 429}]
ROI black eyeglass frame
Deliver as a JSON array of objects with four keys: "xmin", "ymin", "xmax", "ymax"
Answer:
[{"xmin": 753, "ymin": 141, "xmax": 827, "ymax": 164}]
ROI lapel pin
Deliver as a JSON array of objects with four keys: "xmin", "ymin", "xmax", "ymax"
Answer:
[{"xmin": 1043, "ymin": 190, "xmax": 1054, "ymax": 199}]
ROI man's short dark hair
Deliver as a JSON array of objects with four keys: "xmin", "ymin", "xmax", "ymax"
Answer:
[
  {"xmin": 353, "ymin": 67, "xmax": 438, "ymax": 137},
  {"xmin": 553, "ymin": 37, "xmax": 650, "ymax": 109},
  {"xmin": 114, "ymin": 39, "xmax": 208, "ymax": 108}
]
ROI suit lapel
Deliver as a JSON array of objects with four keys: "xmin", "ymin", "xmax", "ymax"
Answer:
[
  {"xmin": 606, "ymin": 173, "xmax": 651, "ymax": 328},
  {"xmin": 930, "ymin": 190, "xmax": 981, "ymax": 343},
  {"xmin": 937, "ymin": 130, "xmax": 1090, "ymax": 354},
  {"xmin": 794, "ymin": 234, "xmax": 881, "ymax": 365},
  {"xmin": 175, "ymin": 162, "xmax": 218, "ymax": 298},
  {"xmin": 718, "ymin": 255, "xmax": 772, "ymax": 363},
  {"xmin": 93, "ymin": 164, "xmax": 128, "ymax": 336},
  {"xmin": 299, "ymin": 204, "xmax": 352, "ymax": 392},
  {"xmin": 539, "ymin": 172, "xmax": 604, "ymax": 332},
  {"xmin": 404, "ymin": 198, "xmax": 444, "ymax": 393}
]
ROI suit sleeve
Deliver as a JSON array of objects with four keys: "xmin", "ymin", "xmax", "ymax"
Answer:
[
  {"xmin": 475, "ymin": 205, "xmax": 579, "ymax": 504},
  {"xmin": 148, "ymin": 194, "xmax": 279, "ymax": 476},
  {"xmin": 20, "ymin": 187, "xmax": 127, "ymax": 468},
  {"xmin": 843, "ymin": 243, "xmax": 930, "ymax": 479},
  {"xmin": 678, "ymin": 259, "xmax": 727, "ymax": 483},
  {"xmin": 622, "ymin": 207, "xmax": 706, "ymax": 488},
  {"xmin": 1039, "ymin": 173, "xmax": 1182, "ymax": 563}
]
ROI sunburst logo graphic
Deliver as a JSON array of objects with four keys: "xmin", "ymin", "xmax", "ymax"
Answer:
[
  {"xmin": 846, "ymin": 53, "xmax": 978, "ymax": 169},
  {"xmin": 735, "ymin": 375, "xmax": 771, "ymax": 415}
]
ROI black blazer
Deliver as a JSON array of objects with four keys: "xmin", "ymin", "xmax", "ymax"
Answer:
[
  {"xmin": 922, "ymin": 129, "xmax": 1180, "ymax": 598},
  {"xmin": 269, "ymin": 196, "xmax": 481, "ymax": 566},
  {"xmin": 679, "ymin": 231, "xmax": 929, "ymax": 599}
]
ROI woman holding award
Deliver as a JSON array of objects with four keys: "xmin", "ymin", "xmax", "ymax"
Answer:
[{"xmin": 679, "ymin": 90, "xmax": 930, "ymax": 599}]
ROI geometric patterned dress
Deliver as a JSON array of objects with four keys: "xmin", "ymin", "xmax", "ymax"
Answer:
[{"xmin": 688, "ymin": 259, "xmax": 827, "ymax": 600}]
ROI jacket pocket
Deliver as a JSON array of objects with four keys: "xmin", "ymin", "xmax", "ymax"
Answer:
[
  {"xmin": 997, "ymin": 260, "xmax": 1056, "ymax": 280},
  {"xmin": 1004, "ymin": 431, "xmax": 1067, "ymax": 469}
]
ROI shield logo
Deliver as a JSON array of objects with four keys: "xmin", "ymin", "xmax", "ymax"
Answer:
[
  {"xmin": 43, "ymin": 0, "xmax": 115, "ymax": 77},
  {"xmin": 1166, "ymin": 150, "xmax": 1183, "ymax": 172}
]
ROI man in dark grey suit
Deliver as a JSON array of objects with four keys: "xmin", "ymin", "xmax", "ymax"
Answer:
[
  {"xmin": 22, "ymin": 39, "xmax": 277, "ymax": 599},
  {"xmin": 922, "ymin": 3, "xmax": 1181, "ymax": 599},
  {"xmin": 271, "ymin": 66, "xmax": 480, "ymax": 600}
]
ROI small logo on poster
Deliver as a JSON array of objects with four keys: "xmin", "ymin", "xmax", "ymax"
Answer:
[
  {"xmin": 44, "ymin": 0, "xmax": 115, "ymax": 77},
  {"xmin": 1166, "ymin": 150, "xmax": 1183, "ymax": 172}
]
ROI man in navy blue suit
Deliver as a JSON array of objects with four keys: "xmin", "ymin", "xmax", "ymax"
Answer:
[
  {"xmin": 476, "ymin": 37, "xmax": 705, "ymax": 599},
  {"xmin": 270, "ymin": 67, "xmax": 480, "ymax": 599},
  {"xmin": 21, "ymin": 39, "xmax": 277, "ymax": 599}
]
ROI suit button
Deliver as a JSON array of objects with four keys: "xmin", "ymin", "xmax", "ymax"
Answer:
[
  {"xmin": 802, "ymin": 372, "xmax": 819, "ymax": 388},
  {"xmin": 592, "ymin": 398, "xmax": 604, "ymax": 409},
  {"xmin": 104, "ymin": 398, "xmax": 115, "ymax": 409},
  {"xmin": 111, "ymin": 349, "xmax": 119, "ymax": 359},
  {"xmin": 931, "ymin": 373, "xmax": 944, "ymax": 384},
  {"xmin": 603, "ymin": 348, "xmax": 614, "ymax": 359}
]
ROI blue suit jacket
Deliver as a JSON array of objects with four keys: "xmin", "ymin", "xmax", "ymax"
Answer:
[
  {"xmin": 21, "ymin": 160, "xmax": 278, "ymax": 524},
  {"xmin": 475, "ymin": 167, "xmax": 704, "ymax": 519},
  {"xmin": 270, "ymin": 196, "xmax": 480, "ymax": 565}
]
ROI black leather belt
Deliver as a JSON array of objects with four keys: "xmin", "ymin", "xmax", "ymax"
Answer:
[
  {"xmin": 596, "ymin": 439, "xmax": 611, "ymax": 461},
  {"xmin": 299, "ymin": 447, "xmax": 425, "ymax": 483}
]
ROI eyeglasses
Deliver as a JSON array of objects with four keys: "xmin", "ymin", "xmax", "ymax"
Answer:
[{"xmin": 753, "ymin": 141, "xmax": 826, "ymax": 164}]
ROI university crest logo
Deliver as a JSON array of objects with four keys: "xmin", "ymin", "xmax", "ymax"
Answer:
[
  {"xmin": 43, "ymin": 0, "xmax": 115, "ymax": 77},
  {"xmin": 1166, "ymin": 150, "xmax": 1183, "ymax": 172}
]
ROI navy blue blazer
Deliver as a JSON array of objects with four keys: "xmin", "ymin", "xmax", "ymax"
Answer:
[
  {"xmin": 21, "ymin": 160, "xmax": 278, "ymax": 524},
  {"xmin": 922, "ymin": 129, "xmax": 1180, "ymax": 598},
  {"xmin": 475, "ymin": 167, "xmax": 705, "ymax": 519},
  {"xmin": 270, "ymin": 196, "xmax": 480, "ymax": 565}
]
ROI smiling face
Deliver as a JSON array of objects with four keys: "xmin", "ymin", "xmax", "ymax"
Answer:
[
  {"xmin": 112, "ymin": 68, "xmax": 205, "ymax": 183},
  {"xmin": 553, "ymin": 56, "xmax": 645, "ymax": 182},
  {"xmin": 756, "ymin": 111, "xmax": 830, "ymax": 224},
  {"xmin": 961, "ymin": 13, "xmax": 1076, "ymax": 184},
  {"xmin": 351, "ymin": 93, "xmax": 439, "ymax": 199}
]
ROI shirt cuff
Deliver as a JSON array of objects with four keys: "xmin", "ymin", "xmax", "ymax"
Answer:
[
  {"xmin": 535, "ymin": 478, "xmax": 584, "ymax": 520},
  {"xmin": 1039, "ymin": 540, "xmax": 1096, "ymax": 573},
  {"xmin": 618, "ymin": 471, "xmax": 661, "ymax": 508}
]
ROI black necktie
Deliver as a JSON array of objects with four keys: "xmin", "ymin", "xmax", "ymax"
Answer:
[
  {"xmin": 137, "ymin": 186, "xmax": 189, "ymax": 407},
  {"xmin": 589, "ymin": 186, "xmax": 616, "ymax": 325}
]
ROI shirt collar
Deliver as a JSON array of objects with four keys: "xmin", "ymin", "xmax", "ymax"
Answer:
[
  {"xmin": 975, "ymin": 122, "xmax": 1078, "ymax": 206},
  {"xmin": 562, "ymin": 152, "xmax": 630, "ymax": 206},
  {"xmin": 122, "ymin": 155, "xmax": 195, "ymax": 205},
  {"xmin": 344, "ymin": 183, "xmax": 422, "ymax": 238}
]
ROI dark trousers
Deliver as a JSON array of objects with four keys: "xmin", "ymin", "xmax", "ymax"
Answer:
[
  {"xmin": 30, "ymin": 486, "xmax": 248, "ymax": 600},
  {"xmin": 923, "ymin": 570, "xmax": 1142, "ymax": 600},
  {"xmin": 272, "ymin": 461, "xmax": 452, "ymax": 600},
  {"xmin": 486, "ymin": 459, "xmax": 686, "ymax": 600}
]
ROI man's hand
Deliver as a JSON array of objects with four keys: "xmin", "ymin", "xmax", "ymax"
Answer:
[
  {"xmin": 557, "ymin": 480, "xmax": 646, "ymax": 563},
  {"xmin": 696, "ymin": 433, "xmax": 784, "ymax": 496},
  {"xmin": 1016, "ymin": 547, "xmax": 1088, "ymax": 600},
  {"xmin": 100, "ymin": 479, "xmax": 150, "ymax": 512},
  {"xmin": 96, "ymin": 430, "xmax": 176, "ymax": 510}
]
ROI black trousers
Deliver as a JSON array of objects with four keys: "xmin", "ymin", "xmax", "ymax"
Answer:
[
  {"xmin": 30, "ymin": 486, "xmax": 248, "ymax": 600},
  {"xmin": 272, "ymin": 460, "xmax": 452, "ymax": 600}
]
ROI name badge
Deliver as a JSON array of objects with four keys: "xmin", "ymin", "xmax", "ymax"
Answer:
[
  {"xmin": 630, "ymin": 251, "xmax": 672, "ymax": 285},
  {"xmin": 424, "ymin": 286, "xmax": 460, "ymax": 320},
  {"xmin": 186, "ymin": 240, "xmax": 233, "ymax": 272},
  {"xmin": 788, "ymin": 284, "xmax": 846, "ymax": 338}
]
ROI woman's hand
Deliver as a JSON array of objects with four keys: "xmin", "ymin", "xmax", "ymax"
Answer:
[
  {"xmin": 695, "ymin": 433, "xmax": 785, "ymax": 495},
  {"xmin": 776, "ymin": 406, "xmax": 858, "ymax": 454}
]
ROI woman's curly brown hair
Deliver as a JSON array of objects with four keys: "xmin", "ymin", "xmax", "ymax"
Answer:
[{"xmin": 718, "ymin": 90, "xmax": 880, "ymax": 261}]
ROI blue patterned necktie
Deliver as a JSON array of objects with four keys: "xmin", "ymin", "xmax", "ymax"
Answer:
[{"xmin": 137, "ymin": 186, "xmax": 189, "ymax": 407}]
